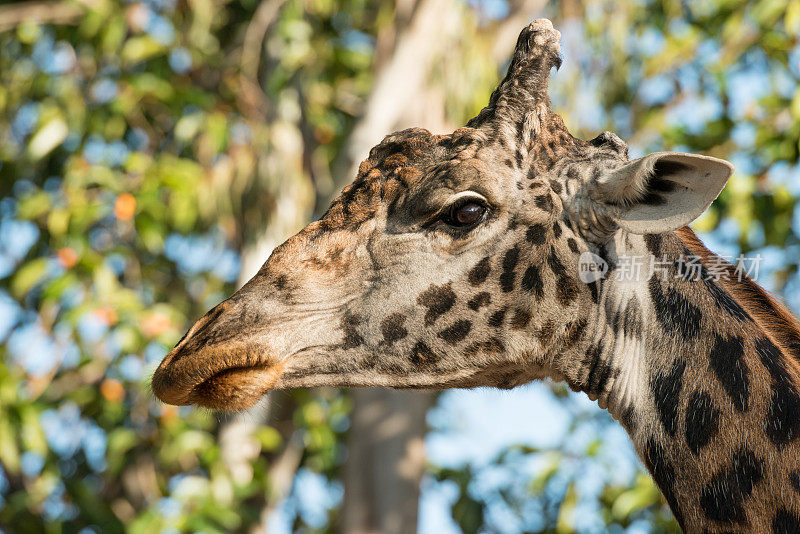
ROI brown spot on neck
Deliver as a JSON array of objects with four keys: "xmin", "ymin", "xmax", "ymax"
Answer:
[{"xmin": 677, "ymin": 227, "xmax": 800, "ymax": 368}]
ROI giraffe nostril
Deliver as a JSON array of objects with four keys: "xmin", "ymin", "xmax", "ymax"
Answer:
[{"xmin": 168, "ymin": 300, "xmax": 231, "ymax": 361}]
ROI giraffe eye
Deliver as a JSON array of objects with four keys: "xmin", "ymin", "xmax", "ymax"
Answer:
[{"xmin": 444, "ymin": 199, "xmax": 487, "ymax": 228}]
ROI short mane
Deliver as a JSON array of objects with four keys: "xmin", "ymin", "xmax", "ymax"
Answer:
[{"xmin": 677, "ymin": 226, "xmax": 800, "ymax": 365}]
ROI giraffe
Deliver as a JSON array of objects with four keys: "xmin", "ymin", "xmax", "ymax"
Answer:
[{"xmin": 153, "ymin": 19, "xmax": 800, "ymax": 533}]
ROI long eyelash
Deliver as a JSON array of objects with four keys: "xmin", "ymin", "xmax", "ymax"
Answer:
[
  {"xmin": 420, "ymin": 194, "xmax": 490, "ymax": 230},
  {"xmin": 442, "ymin": 201, "xmax": 489, "ymax": 230},
  {"xmin": 445, "ymin": 197, "xmax": 488, "ymax": 216}
]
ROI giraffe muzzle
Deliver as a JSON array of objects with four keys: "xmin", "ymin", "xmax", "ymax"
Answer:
[{"xmin": 151, "ymin": 299, "xmax": 286, "ymax": 411}]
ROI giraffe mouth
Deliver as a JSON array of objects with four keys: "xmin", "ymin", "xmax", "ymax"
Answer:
[
  {"xmin": 151, "ymin": 348, "xmax": 286, "ymax": 411},
  {"xmin": 150, "ymin": 334, "xmax": 284, "ymax": 409}
]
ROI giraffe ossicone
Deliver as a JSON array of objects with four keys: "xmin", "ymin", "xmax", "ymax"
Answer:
[{"xmin": 154, "ymin": 19, "xmax": 800, "ymax": 532}]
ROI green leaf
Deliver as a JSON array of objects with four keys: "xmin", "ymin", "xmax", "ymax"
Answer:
[
  {"xmin": 788, "ymin": 1, "xmax": 800, "ymax": 34},
  {"xmin": 122, "ymin": 37, "xmax": 166, "ymax": 64},
  {"xmin": 17, "ymin": 191, "xmax": 51, "ymax": 220},
  {"xmin": 556, "ymin": 482, "xmax": 578, "ymax": 534},
  {"xmin": 107, "ymin": 429, "xmax": 138, "ymax": 475},
  {"xmin": 611, "ymin": 475, "xmax": 662, "ymax": 521},
  {"xmin": 27, "ymin": 117, "xmax": 68, "ymax": 160},
  {"xmin": 0, "ymin": 415, "xmax": 20, "ymax": 475},
  {"xmin": 11, "ymin": 258, "xmax": 49, "ymax": 298}
]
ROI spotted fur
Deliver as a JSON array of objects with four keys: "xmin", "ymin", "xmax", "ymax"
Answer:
[
  {"xmin": 684, "ymin": 390, "xmax": 720, "ymax": 455},
  {"xmin": 699, "ymin": 448, "xmax": 763, "ymax": 524}
]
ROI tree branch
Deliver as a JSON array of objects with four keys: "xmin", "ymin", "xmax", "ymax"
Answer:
[
  {"xmin": 0, "ymin": 0, "xmax": 99, "ymax": 32},
  {"xmin": 333, "ymin": 0, "xmax": 459, "ymax": 195},
  {"xmin": 240, "ymin": 0, "xmax": 286, "ymax": 86}
]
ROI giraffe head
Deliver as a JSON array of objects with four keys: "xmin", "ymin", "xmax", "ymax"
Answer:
[{"xmin": 152, "ymin": 20, "xmax": 733, "ymax": 411}]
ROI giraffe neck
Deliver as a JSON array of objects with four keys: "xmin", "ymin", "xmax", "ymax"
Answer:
[{"xmin": 558, "ymin": 229, "xmax": 800, "ymax": 532}]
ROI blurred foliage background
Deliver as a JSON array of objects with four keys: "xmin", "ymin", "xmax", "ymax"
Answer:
[{"xmin": 0, "ymin": 0, "xmax": 798, "ymax": 532}]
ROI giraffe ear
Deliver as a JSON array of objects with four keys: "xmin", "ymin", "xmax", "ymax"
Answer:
[{"xmin": 594, "ymin": 152, "xmax": 733, "ymax": 234}]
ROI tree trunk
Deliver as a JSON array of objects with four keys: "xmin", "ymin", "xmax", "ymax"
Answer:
[
  {"xmin": 342, "ymin": 389, "xmax": 433, "ymax": 534},
  {"xmin": 337, "ymin": 2, "xmax": 458, "ymax": 531},
  {"xmin": 220, "ymin": 74, "xmax": 315, "ymax": 529}
]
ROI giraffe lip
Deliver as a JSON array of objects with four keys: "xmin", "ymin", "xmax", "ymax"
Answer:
[
  {"xmin": 187, "ymin": 362, "xmax": 286, "ymax": 411},
  {"xmin": 151, "ymin": 344, "xmax": 285, "ymax": 411}
]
